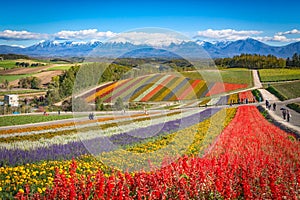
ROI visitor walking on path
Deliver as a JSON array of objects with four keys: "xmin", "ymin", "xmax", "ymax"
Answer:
[
  {"xmin": 273, "ymin": 103, "xmax": 276, "ymax": 111},
  {"xmin": 282, "ymin": 109, "xmax": 286, "ymax": 120},
  {"xmin": 286, "ymin": 110, "xmax": 291, "ymax": 122}
]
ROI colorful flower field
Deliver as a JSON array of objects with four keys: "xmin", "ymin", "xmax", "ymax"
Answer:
[
  {"xmin": 1, "ymin": 104, "xmax": 299, "ymax": 199},
  {"xmin": 83, "ymin": 74, "xmax": 249, "ymax": 103},
  {"xmin": 199, "ymin": 90, "xmax": 256, "ymax": 106}
]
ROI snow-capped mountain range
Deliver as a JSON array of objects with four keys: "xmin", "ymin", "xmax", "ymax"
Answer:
[{"xmin": 0, "ymin": 38, "xmax": 299, "ymax": 58}]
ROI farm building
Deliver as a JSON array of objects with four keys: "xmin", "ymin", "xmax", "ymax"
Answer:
[{"xmin": 4, "ymin": 94, "xmax": 19, "ymax": 107}]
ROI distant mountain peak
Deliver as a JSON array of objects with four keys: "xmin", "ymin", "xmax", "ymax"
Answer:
[{"xmin": 0, "ymin": 39, "xmax": 299, "ymax": 58}]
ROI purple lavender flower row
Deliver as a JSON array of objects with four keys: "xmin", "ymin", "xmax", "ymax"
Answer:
[{"xmin": 0, "ymin": 108, "xmax": 220, "ymax": 166}]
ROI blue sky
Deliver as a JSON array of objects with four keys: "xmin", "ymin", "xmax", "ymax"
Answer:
[{"xmin": 1, "ymin": 0, "xmax": 300, "ymax": 47}]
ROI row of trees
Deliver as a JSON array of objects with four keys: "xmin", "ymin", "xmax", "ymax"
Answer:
[
  {"xmin": 214, "ymin": 54, "xmax": 286, "ymax": 69},
  {"xmin": 286, "ymin": 53, "xmax": 300, "ymax": 67},
  {"xmin": 15, "ymin": 62, "xmax": 42, "ymax": 67}
]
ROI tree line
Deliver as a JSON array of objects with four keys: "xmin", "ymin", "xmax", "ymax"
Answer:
[
  {"xmin": 214, "ymin": 54, "xmax": 286, "ymax": 69},
  {"xmin": 0, "ymin": 54, "xmax": 30, "ymax": 60},
  {"xmin": 286, "ymin": 53, "xmax": 300, "ymax": 67},
  {"xmin": 15, "ymin": 62, "xmax": 43, "ymax": 67}
]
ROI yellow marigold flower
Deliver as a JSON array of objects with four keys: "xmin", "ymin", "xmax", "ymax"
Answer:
[
  {"xmin": 37, "ymin": 187, "xmax": 43, "ymax": 193},
  {"xmin": 18, "ymin": 188, "xmax": 24, "ymax": 193},
  {"xmin": 0, "ymin": 187, "xmax": 2, "ymax": 191}
]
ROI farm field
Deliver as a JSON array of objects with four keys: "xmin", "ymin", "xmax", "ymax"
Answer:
[
  {"xmin": 0, "ymin": 74, "xmax": 34, "ymax": 83},
  {"xmin": 181, "ymin": 68, "xmax": 253, "ymax": 85},
  {"xmin": 0, "ymin": 60, "xmax": 17, "ymax": 69},
  {"xmin": 267, "ymin": 81, "xmax": 300, "ymax": 100},
  {"xmin": 0, "ymin": 114, "xmax": 73, "ymax": 127},
  {"xmin": 46, "ymin": 65, "xmax": 73, "ymax": 71},
  {"xmin": 0, "ymin": 89, "xmax": 46, "ymax": 96},
  {"xmin": 83, "ymin": 73, "xmax": 249, "ymax": 103},
  {"xmin": 258, "ymin": 68, "xmax": 300, "ymax": 82},
  {"xmin": 0, "ymin": 106, "xmax": 299, "ymax": 199}
]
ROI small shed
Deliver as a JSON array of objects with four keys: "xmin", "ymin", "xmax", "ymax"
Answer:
[{"xmin": 4, "ymin": 94, "xmax": 19, "ymax": 107}]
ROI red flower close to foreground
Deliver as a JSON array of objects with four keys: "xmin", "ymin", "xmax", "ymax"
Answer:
[{"xmin": 16, "ymin": 106, "xmax": 300, "ymax": 199}]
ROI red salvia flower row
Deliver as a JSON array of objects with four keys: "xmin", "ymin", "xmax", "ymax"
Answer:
[{"xmin": 15, "ymin": 106, "xmax": 300, "ymax": 199}]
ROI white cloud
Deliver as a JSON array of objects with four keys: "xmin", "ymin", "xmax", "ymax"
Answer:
[
  {"xmin": 278, "ymin": 29, "xmax": 300, "ymax": 36},
  {"xmin": 0, "ymin": 30, "xmax": 48, "ymax": 41},
  {"xmin": 109, "ymin": 32, "xmax": 187, "ymax": 46},
  {"xmin": 196, "ymin": 29, "xmax": 263, "ymax": 40},
  {"xmin": 54, "ymin": 29, "xmax": 116, "ymax": 40}
]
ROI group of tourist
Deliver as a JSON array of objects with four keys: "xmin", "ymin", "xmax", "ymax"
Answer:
[{"xmin": 266, "ymin": 100, "xmax": 291, "ymax": 122}]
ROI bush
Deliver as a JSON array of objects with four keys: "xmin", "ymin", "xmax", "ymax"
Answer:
[
  {"xmin": 251, "ymin": 89, "xmax": 263, "ymax": 101},
  {"xmin": 287, "ymin": 103, "xmax": 300, "ymax": 113}
]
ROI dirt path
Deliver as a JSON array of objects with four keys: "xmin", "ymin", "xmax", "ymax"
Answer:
[
  {"xmin": 252, "ymin": 70, "xmax": 262, "ymax": 88},
  {"xmin": 252, "ymin": 70, "xmax": 299, "ymax": 132}
]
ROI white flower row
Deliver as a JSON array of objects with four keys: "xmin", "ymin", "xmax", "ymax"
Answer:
[
  {"xmin": 207, "ymin": 97, "xmax": 221, "ymax": 106},
  {"xmin": 0, "ymin": 109, "xmax": 203, "ymax": 150},
  {"xmin": 1, "ymin": 110, "xmax": 180, "ymax": 138}
]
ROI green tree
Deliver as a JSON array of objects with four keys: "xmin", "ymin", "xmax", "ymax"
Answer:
[
  {"xmin": 114, "ymin": 97, "xmax": 124, "ymax": 111},
  {"xmin": 3, "ymin": 79, "xmax": 9, "ymax": 89},
  {"xmin": 95, "ymin": 97, "xmax": 104, "ymax": 111}
]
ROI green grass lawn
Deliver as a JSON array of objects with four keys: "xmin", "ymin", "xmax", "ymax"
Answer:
[
  {"xmin": 0, "ymin": 60, "xmax": 17, "ymax": 69},
  {"xmin": 0, "ymin": 74, "xmax": 34, "ymax": 82},
  {"xmin": 181, "ymin": 68, "xmax": 252, "ymax": 85},
  {"xmin": 258, "ymin": 69, "xmax": 300, "ymax": 82},
  {"xmin": 47, "ymin": 65, "xmax": 73, "ymax": 71},
  {"xmin": 0, "ymin": 114, "xmax": 73, "ymax": 127},
  {"xmin": 268, "ymin": 81, "xmax": 300, "ymax": 99}
]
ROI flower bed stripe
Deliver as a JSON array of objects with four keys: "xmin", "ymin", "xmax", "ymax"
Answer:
[
  {"xmin": 134, "ymin": 75, "xmax": 171, "ymax": 102},
  {"xmin": 85, "ymin": 80, "xmax": 126, "ymax": 102},
  {"xmin": 148, "ymin": 77, "xmax": 179, "ymax": 101},
  {"xmin": 0, "ymin": 108, "xmax": 219, "ymax": 166},
  {"xmin": 227, "ymin": 93, "xmax": 239, "ymax": 104},
  {"xmin": 199, "ymin": 82, "xmax": 215, "ymax": 98},
  {"xmin": 127, "ymin": 75, "xmax": 163, "ymax": 102},
  {"xmin": 238, "ymin": 91, "xmax": 256, "ymax": 103},
  {"xmin": 107, "ymin": 75, "xmax": 150, "ymax": 102},
  {"xmin": 216, "ymin": 96, "xmax": 229, "ymax": 105},
  {"xmin": 80, "ymin": 82, "xmax": 114, "ymax": 99},
  {"xmin": 101, "ymin": 78, "xmax": 133, "ymax": 102},
  {"xmin": 205, "ymin": 82, "xmax": 248, "ymax": 97},
  {"xmin": 167, "ymin": 79, "xmax": 192, "ymax": 101},
  {"xmin": 163, "ymin": 78, "xmax": 188, "ymax": 101},
  {"xmin": 140, "ymin": 75, "xmax": 174, "ymax": 102},
  {"xmin": 177, "ymin": 80, "xmax": 202, "ymax": 100},
  {"xmin": 206, "ymin": 97, "xmax": 221, "ymax": 106},
  {"xmin": 184, "ymin": 80, "xmax": 206, "ymax": 100},
  {"xmin": 123, "ymin": 74, "xmax": 162, "ymax": 102}
]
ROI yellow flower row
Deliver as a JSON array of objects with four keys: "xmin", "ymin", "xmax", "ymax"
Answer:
[
  {"xmin": 99, "ymin": 108, "xmax": 236, "ymax": 172},
  {"xmin": 0, "ymin": 155, "xmax": 108, "ymax": 197}
]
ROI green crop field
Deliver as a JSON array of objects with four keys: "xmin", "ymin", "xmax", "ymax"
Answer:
[
  {"xmin": 258, "ymin": 69, "xmax": 300, "ymax": 82},
  {"xmin": 0, "ymin": 89, "xmax": 46, "ymax": 96},
  {"xmin": 0, "ymin": 114, "xmax": 73, "ymax": 127},
  {"xmin": 181, "ymin": 68, "xmax": 252, "ymax": 85},
  {"xmin": 47, "ymin": 65, "xmax": 73, "ymax": 71},
  {"xmin": 0, "ymin": 60, "xmax": 17, "ymax": 69},
  {"xmin": 0, "ymin": 74, "xmax": 33, "ymax": 82},
  {"xmin": 269, "ymin": 81, "xmax": 300, "ymax": 99}
]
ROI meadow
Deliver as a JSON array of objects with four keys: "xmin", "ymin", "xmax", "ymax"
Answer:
[
  {"xmin": 0, "ymin": 60, "xmax": 18, "ymax": 69},
  {"xmin": 258, "ymin": 68, "xmax": 300, "ymax": 82}
]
